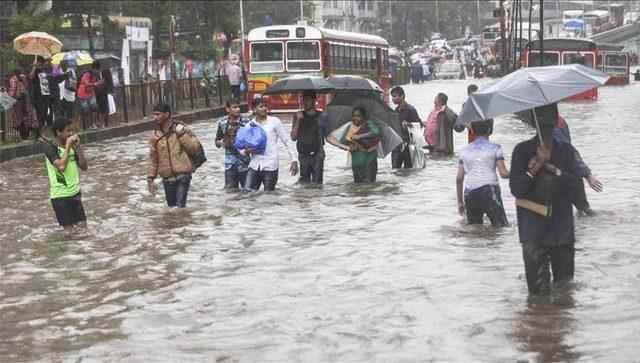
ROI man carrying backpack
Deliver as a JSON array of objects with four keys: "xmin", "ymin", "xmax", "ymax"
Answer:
[
  {"xmin": 147, "ymin": 103, "xmax": 203, "ymax": 208},
  {"xmin": 290, "ymin": 91, "xmax": 329, "ymax": 184}
]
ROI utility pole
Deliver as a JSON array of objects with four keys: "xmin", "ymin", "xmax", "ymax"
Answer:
[
  {"xmin": 499, "ymin": 0, "xmax": 508, "ymax": 74},
  {"xmin": 169, "ymin": 15, "xmax": 178, "ymax": 112},
  {"xmin": 435, "ymin": 0, "xmax": 440, "ymax": 33},
  {"xmin": 240, "ymin": 0, "xmax": 245, "ymax": 52},
  {"xmin": 477, "ymin": 0, "xmax": 481, "ymax": 32},
  {"xmin": 539, "ymin": 0, "xmax": 544, "ymax": 66},
  {"xmin": 300, "ymin": 0, "xmax": 304, "ymax": 22},
  {"xmin": 388, "ymin": 0, "xmax": 392, "ymax": 45}
]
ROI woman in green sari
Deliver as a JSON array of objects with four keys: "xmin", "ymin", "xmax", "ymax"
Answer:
[{"xmin": 329, "ymin": 106, "xmax": 381, "ymax": 183}]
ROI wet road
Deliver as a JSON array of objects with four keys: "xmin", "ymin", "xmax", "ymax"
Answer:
[{"xmin": 1, "ymin": 80, "xmax": 640, "ymax": 362}]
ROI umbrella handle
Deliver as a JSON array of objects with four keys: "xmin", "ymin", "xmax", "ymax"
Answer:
[{"xmin": 532, "ymin": 110, "xmax": 545, "ymax": 148}]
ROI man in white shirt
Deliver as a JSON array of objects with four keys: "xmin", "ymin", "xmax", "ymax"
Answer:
[
  {"xmin": 241, "ymin": 97, "xmax": 298, "ymax": 191},
  {"xmin": 58, "ymin": 61, "xmax": 76, "ymax": 120},
  {"xmin": 225, "ymin": 59, "xmax": 243, "ymax": 100}
]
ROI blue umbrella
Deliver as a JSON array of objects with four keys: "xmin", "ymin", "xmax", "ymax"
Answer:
[{"xmin": 564, "ymin": 19, "xmax": 584, "ymax": 29}]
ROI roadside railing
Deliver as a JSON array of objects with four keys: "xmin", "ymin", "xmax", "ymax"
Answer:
[{"xmin": 0, "ymin": 76, "xmax": 234, "ymax": 144}]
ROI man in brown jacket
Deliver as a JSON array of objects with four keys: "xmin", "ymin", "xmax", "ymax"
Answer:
[{"xmin": 147, "ymin": 103, "xmax": 201, "ymax": 208}]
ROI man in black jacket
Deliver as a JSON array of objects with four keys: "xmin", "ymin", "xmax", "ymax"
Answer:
[
  {"xmin": 509, "ymin": 103, "xmax": 582, "ymax": 295},
  {"xmin": 291, "ymin": 91, "xmax": 329, "ymax": 184}
]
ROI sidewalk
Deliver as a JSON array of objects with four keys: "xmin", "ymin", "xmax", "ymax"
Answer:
[{"xmin": 0, "ymin": 104, "xmax": 245, "ymax": 163}]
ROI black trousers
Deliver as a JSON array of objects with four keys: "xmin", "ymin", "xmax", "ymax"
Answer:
[
  {"xmin": 163, "ymin": 174, "xmax": 191, "ymax": 208},
  {"xmin": 464, "ymin": 184, "xmax": 509, "ymax": 227},
  {"xmin": 521, "ymin": 242, "xmax": 575, "ymax": 295},
  {"xmin": 298, "ymin": 150, "xmax": 325, "ymax": 184},
  {"xmin": 391, "ymin": 144, "xmax": 412, "ymax": 169}
]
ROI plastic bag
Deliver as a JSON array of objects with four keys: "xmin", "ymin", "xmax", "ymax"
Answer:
[
  {"xmin": 239, "ymin": 81, "xmax": 247, "ymax": 93},
  {"xmin": 234, "ymin": 122, "xmax": 267, "ymax": 155},
  {"xmin": 107, "ymin": 94, "xmax": 116, "ymax": 115}
]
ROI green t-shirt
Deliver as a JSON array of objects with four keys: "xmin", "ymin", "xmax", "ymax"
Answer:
[
  {"xmin": 44, "ymin": 143, "xmax": 81, "ymax": 199},
  {"xmin": 349, "ymin": 120, "xmax": 380, "ymax": 169}
]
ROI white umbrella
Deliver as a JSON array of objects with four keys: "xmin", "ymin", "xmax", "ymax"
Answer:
[{"xmin": 13, "ymin": 31, "xmax": 63, "ymax": 58}]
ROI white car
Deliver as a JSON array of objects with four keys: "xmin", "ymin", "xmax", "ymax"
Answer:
[{"xmin": 436, "ymin": 62, "xmax": 465, "ymax": 80}]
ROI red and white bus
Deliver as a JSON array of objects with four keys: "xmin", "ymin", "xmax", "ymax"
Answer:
[
  {"xmin": 597, "ymin": 43, "xmax": 630, "ymax": 85},
  {"xmin": 244, "ymin": 25, "xmax": 390, "ymax": 113},
  {"xmin": 524, "ymin": 38, "xmax": 599, "ymax": 100}
]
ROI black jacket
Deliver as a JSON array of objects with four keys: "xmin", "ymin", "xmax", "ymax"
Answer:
[{"xmin": 509, "ymin": 137, "xmax": 581, "ymax": 245}]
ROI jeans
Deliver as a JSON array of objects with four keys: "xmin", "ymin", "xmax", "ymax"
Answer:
[
  {"xmin": 163, "ymin": 174, "xmax": 191, "ymax": 208},
  {"xmin": 245, "ymin": 168, "xmax": 278, "ymax": 191},
  {"xmin": 298, "ymin": 149, "xmax": 325, "ymax": 184},
  {"xmin": 60, "ymin": 99, "xmax": 74, "ymax": 120},
  {"xmin": 521, "ymin": 242, "xmax": 575, "ymax": 295},
  {"xmin": 391, "ymin": 143, "xmax": 412, "ymax": 169},
  {"xmin": 224, "ymin": 166, "xmax": 247, "ymax": 190}
]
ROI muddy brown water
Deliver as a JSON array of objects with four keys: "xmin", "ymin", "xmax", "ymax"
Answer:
[{"xmin": 1, "ymin": 80, "xmax": 640, "ymax": 362}]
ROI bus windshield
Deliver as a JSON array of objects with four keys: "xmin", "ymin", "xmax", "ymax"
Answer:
[
  {"xmin": 251, "ymin": 42, "xmax": 284, "ymax": 72},
  {"xmin": 563, "ymin": 52, "xmax": 594, "ymax": 67}
]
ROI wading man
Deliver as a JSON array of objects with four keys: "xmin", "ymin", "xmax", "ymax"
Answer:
[
  {"xmin": 509, "ymin": 103, "xmax": 581, "ymax": 295},
  {"xmin": 44, "ymin": 118, "xmax": 88, "ymax": 231},
  {"xmin": 290, "ymin": 91, "xmax": 329, "ymax": 184},
  {"xmin": 390, "ymin": 86, "xmax": 422, "ymax": 169}
]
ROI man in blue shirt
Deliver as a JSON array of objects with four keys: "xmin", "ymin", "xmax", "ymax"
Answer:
[{"xmin": 215, "ymin": 98, "xmax": 250, "ymax": 190}]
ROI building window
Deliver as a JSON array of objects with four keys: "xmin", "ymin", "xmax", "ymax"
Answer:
[
  {"xmin": 333, "ymin": 0, "xmax": 338, "ymax": 8},
  {"xmin": 358, "ymin": 1, "xmax": 365, "ymax": 11}
]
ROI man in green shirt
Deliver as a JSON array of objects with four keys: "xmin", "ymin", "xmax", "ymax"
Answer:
[{"xmin": 44, "ymin": 118, "xmax": 88, "ymax": 230}]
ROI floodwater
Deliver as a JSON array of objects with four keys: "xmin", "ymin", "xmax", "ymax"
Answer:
[{"xmin": 1, "ymin": 80, "xmax": 640, "ymax": 363}]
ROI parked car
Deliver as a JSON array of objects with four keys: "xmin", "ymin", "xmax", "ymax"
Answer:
[{"xmin": 436, "ymin": 61, "xmax": 465, "ymax": 80}]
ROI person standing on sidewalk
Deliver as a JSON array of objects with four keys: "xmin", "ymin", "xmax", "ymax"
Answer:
[
  {"xmin": 147, "ymin": 103, "xmax": 202, "ymax": 208},
  {"xmin": 290, "ymin": 91, "xmax": 329, "ymax": 184},
  {"xmin": 215, "ymin": 98, "xmax": 250, "ymax": 190},
  {"xmin": 58, "ymin": 61, "xmax": 77, "ymax": 121},
  {"xmin": 224, "ymin": 57, "xmax": 243, "ymax": 100},
  {"xmin": 509, "ymin": 103, "xmax": 581, "ymax": 295},
  {"xmin": 240, "ymin": 96, "xmax": 298, "ymax": 191},
  {"xmin": 390, "ymin": 86, "xmax": 422, "ymax": 169},
  {"xmin": 44, "ymin": 118, "xmax": 89, "ymax": 231},
  {"xmin": 77, "ymin": 62, "xmax": 102, "ymax": 129}
]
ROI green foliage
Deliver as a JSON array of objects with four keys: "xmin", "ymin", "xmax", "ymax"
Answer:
[{"xmin": 1, "ymin": 10, "xmax": 59, "ymax": 72}]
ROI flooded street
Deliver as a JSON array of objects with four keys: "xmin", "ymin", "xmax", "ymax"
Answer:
[{"xmin": 2, "ymin": 80, "xmax": 640, "ymax": 362}]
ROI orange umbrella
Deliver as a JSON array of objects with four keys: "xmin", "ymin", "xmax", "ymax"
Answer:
[{"xmin": 13, "ymin": 31, "xmax": 63, "ymax": 58}]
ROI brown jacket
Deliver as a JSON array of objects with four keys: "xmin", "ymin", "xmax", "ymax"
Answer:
[{"xmin": 147, "ymin": 122, "xmax": 200, "ymax": 179}]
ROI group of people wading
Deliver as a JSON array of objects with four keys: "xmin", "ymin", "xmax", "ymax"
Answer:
[{"xmin": 42, "ymin": 83, "xmax": 603, "ymax": 296}]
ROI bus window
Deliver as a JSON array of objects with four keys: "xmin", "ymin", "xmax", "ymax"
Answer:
[
  {"xmin": 286, "ymin": 41, "xmax": 321, "ymax": 71},
  {"xmin": 369, "ymin": 48, "xmax": 376, "ymax": 70},
  {"xmin": 528, "ymin": 51, "xmax": 560, "ymax": 66},
  {"xmin": 563, "ymin": 52, "xmax": 594, "ymax": 67},
  {"xmin": 250, "ymin": 42, "xmax": 284, "ymax": 72},
  {"xmin": 383, "ymin": 49, "xmax": 389, "ymax": 72},
  {"xmin": 605, "ymin": 54, "xmax": 626, "ymax": 67},
  {"xmin": 347, "ymin": 46, "xmax": 353, "ymax": 70}
]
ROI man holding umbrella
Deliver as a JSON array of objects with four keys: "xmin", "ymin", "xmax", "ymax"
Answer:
[
  {"xmin": 510, "ymin": 103, "xmax": 582, "ymax": 295},
  {"xmin": 291, "ymin": 91, "xmax": 330, "ymax": 184}
]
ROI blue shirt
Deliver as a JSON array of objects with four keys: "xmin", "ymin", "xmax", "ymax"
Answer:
[
  {"xmin": 216, "ymin": 116, "xmax": 250, "ymax": 171},
  {"xmin": 459, "ymin": 137, "xmax": 504, "ymax": 193}
]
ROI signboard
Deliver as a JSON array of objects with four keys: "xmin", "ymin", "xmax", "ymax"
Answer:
[{"xmin": 126, "ymin": 26, "xmax": 149, "ymax": 42}]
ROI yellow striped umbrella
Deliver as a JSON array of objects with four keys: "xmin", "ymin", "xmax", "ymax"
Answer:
[
  {"xmin": 13, "ymin": 31, "xmax": 63, "ymax": 58},
  {"xmin": 51, "ymin": 51, "xmax": 94, "ymax": 66}
]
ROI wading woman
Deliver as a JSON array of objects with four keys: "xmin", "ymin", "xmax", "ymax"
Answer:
[{"xmin": 328, "ymin": 106, "xmax": 381, "ymax": 183}]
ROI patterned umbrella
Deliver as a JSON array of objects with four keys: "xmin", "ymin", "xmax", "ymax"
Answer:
[
  {"xmin": 51, "ymin": 51, "xmax": 94, "ymax": 66},
  {"xmin": 13, "ymin": 31, "xmax": 63, "ymax": 58}
]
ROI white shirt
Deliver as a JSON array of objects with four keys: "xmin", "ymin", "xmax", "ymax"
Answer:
[
  {"xmin": 459, "ymin": 137, "xmax": 504, "ymax": 193},
  {"xmin": 225, "ymin": 63, "xmax": 243, "ymax": 86},
  {"xmin": 59, "ymin": 69, "xmax": 76, "ymax": 102},
  {"xmin": 249, "ymin": 115, "xmax": 297, "ymax": 171}
]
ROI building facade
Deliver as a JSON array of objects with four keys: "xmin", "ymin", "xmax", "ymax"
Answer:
[{"xmin": 312, "ymin": 0, "xmax": 378, "ymax": 34}]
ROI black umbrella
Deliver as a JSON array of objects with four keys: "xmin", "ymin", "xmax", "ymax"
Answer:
[
  {"xmin": 326, "ymin": 92, "xmax": 402, "ymax": 136},
  {"xmin": 263, "ymin": 75, "xmax": 335, "ymax": 95},
  {"xmin": 326, "ymin": 75, "xmax": 383, "ymax": 93}
]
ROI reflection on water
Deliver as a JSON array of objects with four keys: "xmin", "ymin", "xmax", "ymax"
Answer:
[{"xmin": 2, "ymin": 80, "xmax": 640, "ymax": 362}]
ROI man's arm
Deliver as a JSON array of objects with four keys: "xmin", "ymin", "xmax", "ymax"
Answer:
[
  {"xmin": 215, "ymin": 122, "xmax": 225, "ymax": 148},
  {"xmin": 456, "ymin": 163, "xmax": 465, "ymax": 215},
  {"xmin": 75, "ymin": 144, "xmax": 88, "ymax": 171},
  {"xmin": 147, "ymin": 136, "xmax": 159, "ymax": 180},
  {"xmin": 275, "ymin": 118, "xmax": 298, "ymax": 162},
  {"xmin": 290, "ymin": 111, "xmax": 303, "ymax": 141},
  {"xmin": 509, "ymin": 143, "xmax": 536, "ymax": 198}
]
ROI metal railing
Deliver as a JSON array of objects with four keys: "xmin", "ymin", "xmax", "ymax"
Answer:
[{"xmin": 1, "ymin": 76, "xmax": 235, "ymax": 144}]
